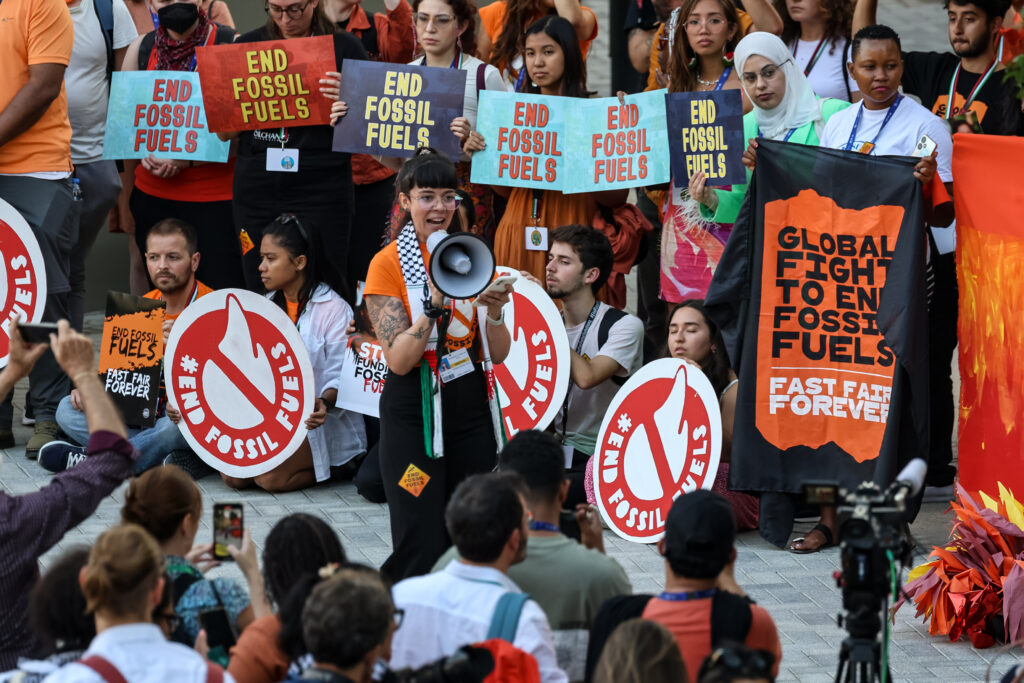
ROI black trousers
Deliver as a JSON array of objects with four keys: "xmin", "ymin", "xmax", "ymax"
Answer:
[
  {"xmin": 927, "ymin": 248, "xmax": 958, "ymax": 478},
  {"xmin": 130, "ymin": 189, "xmax": 244, "ymax": 290},
  {"xmin": 379, "ymin": 364, "xmax": 497, "ymax": 583}
]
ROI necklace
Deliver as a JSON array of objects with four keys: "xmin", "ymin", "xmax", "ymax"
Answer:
[{"xmin": 696, "ymin": 75, "xmax": 718, "ymax": 86}]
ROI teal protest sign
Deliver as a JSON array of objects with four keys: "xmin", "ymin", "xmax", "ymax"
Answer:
[
  {"xmin": 562, "ymin": 90, "xmax": 669, "ymax": 194},
  {"xmin": 102, "ymin": 71, "xmax": 229, "ymax": 162},
  {"xmin": 470, "ymin": 91, "xmax": 567, "ymax": 191}
]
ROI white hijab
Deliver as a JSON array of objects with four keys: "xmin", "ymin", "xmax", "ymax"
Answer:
[{"xmin": 734, "ymin": 32, "xmax": 823, "ymax": 140}]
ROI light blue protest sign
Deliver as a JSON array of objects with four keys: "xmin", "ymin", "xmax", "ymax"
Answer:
[
  {"xmin": 470, "ymin": 90, "xmax": 567, "ymax": 191},
  {"xmin": 562, "ymin": 90, "xmax": 670, "ymax": 194},
  {"xmin": 102, "ymin": 71, "xmax": 229, "ymax": 162}
]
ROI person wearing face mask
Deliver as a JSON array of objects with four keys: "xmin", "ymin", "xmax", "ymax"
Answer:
[
  {"xmin": 687, "ymin": 31, "xmax": 851, "ymax": 225},
  {"xmin": 119, "ymin": 0, "xmax": 244, "ymax": 291}
]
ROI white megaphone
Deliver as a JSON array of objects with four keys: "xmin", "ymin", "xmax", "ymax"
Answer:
[{"xmin": 426, "ymin": 230, "xmax": 496, "ymax": 299}]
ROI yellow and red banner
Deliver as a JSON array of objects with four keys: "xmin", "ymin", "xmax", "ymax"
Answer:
[{"xmin": 955, "ymin": 133, "xmax": 1024, "ymax": 496}]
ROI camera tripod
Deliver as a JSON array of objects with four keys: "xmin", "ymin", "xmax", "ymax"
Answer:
[{"xmin": 834, "ymin": 600, "xmax": 892, "ymax": 683}]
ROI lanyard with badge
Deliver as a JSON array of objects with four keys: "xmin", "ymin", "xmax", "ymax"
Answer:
[
  {"xmin": 525, "ymin": 189, "xmax": 548, "ymax": 252},
  {"xmin": 843, "ymin": 95, "xmax": 902, "ymax": 154},
  {"xmin": 267, "ymin": 31, "xmax": 316, "ymax": 173},
  {"xmin": 558, "ymin": 302, "xmax": 600, "ymax": 467},
  {"xmin": 945, "ymin": 35, "xmax": 1003, "ymax": 121}
]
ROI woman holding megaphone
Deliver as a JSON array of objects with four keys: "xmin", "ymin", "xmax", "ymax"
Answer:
[{"xmin": 363, "ymin": 148, "xmax": 513, "ymax": 582}]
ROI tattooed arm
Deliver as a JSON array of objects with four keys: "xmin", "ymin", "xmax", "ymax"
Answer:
[{"xmin": 365, "ymin": 294, "xmax": 436, "ymax": 376}]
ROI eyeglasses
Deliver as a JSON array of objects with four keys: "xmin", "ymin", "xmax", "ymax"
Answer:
[
  {"xmin": 265, "ymin": 0, "xmax": 310, "ymax": 18},
  {"xmin": 410, "ymin": 192, "xmax": 462, "ymax": 210},
  {"xmin": 393, "ymin": 608, "xmax": 405, "ymax": 628},
  {"xmin": 414, "ymin": 12, "xmax": 456, "ymax": 27},
  {"xmin": 741, "ymin": 60, "xmax": 789, "ymax": 85}
]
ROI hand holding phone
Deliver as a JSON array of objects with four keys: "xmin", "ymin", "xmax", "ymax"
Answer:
[
  {"xmin": 18, "ymin": 322, "xmax": 59, "ymax": 345},
  {"xmin": 481, "ymin": 274, "xmax": 517, "ymax": 297},
  {"xmin": 912, "ymin": 134, "xmax": 937, "ymax": 158},
  {"xmin": 213, "ymin": 503, "xmax": 244, "ymax": 562}
]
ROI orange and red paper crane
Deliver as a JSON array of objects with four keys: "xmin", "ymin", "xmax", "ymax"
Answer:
[{"xmin": 895, "ymin": 483, "xmax": 1024, "ymax": 648}]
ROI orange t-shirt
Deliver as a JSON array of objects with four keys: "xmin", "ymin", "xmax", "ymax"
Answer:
[
  {"xmin": 642, "ymin": 595, "xmax": 782, "ymax": 679},
  {"xmin": 0, "ymin": 0, "xmax": 73, "ymax": 174},
  {"xmin": 479, "ymin": 1, "xmax": 598, "ymax": 70},
  {"xmin": 363, "ymin": 240, "xmax": 479, "ymax": 352},
  {"xmin": 144, "ymin": 280, "xmax": 214, "ymax": 321},
  {"xmin": 285, "ymin": 300, "xmax": 300, "ymax": 323}
]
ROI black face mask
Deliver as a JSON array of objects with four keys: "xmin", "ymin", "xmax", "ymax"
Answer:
[{"xmin": 157, "ymin": 2, "xmax": 200, "ymax": 33}]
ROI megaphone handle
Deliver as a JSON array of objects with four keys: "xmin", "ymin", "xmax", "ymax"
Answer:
[{"xmin": 477, "ymin": 306, "xmax": 504, "ymax": 450}]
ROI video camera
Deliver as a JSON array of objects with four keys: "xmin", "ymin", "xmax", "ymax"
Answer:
[
  {"xmin": 802, "ymin": 458, "xmax": 927, "ymax": 683},
  {"xmin": 382, "ymin": 646, "xmax": 495, "ymax": 683}
]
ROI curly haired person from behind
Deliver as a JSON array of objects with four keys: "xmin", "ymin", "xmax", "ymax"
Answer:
[
  {"xmin": 0, "ymin": 321, "xmax": 139, "ymax": 670},
  {"xmin": 45, "ymin": 524, "xmax": 233, "ymax": 683}
]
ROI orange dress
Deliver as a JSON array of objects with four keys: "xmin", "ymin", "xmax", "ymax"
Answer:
[{"xmin": 492, "ymin": 187, "xmax": 594, "ymax": 280}]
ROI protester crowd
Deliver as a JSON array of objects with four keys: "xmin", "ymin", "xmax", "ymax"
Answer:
[{"xmin": 3, "ymin": 0, "xmax": 1024, "ymax": 677}]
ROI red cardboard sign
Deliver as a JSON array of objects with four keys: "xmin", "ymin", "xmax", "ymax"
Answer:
[
  {"xmin": 0, "ymin": 199, "xmax": 47, "ymax": 367},
  {"xmin": 196, "ymin": 35, "xmax": 335, "ymax": 132},
  {"xmin": 592, "ymin": 358, "xmax": 722, "ymax": 543},
  {"xmin": 492, "ymin": 268, "xmax": 570, "ymax": 436},
  {"xmin": 164, "ymin": 289, "xmax": 315, "ymax": 477}
]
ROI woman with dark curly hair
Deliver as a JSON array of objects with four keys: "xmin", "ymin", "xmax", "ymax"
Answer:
[{"xmin": 775, "ymin": 0, "xmax": 860, "ymax": 101}]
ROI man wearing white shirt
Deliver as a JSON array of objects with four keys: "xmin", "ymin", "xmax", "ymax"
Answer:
[{"xmin": 389, "ymin": 472, "xmax": 568, "ymax": 683}]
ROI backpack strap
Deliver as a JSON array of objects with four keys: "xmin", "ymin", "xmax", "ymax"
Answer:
[
  {"xmin": 140, "ymin": 31, "xmax": 157, "ymax": 70},
  {"xmin": 584, "ymin": 594, "xmax": 653, "ymax": 683},
  {"xmin": 710, "ymin": 589, "xmax": 754, "ymax": 647},
  {"xmin": 93, "ymin": 0, "xmax": 115, "ymax": 81},
  {"xmin": 475, "ymin": 61, "xmax": 488, "ymax": 97},
  {"xmin": 487, "ymin": 592, "xmax": 531, "ymax": 642},
  {"xmin": 353, "ymin": 11, "xmax": 379, "ymax": 58},
  {"xmin": 78, "ymin": 655, "xmax": 130, "ymax": 683},
  {"xmin": 596, "ymin": 307, "xmax": 629, "ymax": 387}
]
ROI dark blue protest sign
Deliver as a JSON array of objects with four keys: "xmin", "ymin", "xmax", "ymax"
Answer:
[
  {"xmin": 665, "ymin": 89, "xmax": 745, "ymax": 186},
  {"xmin": 332, "ymin": 61, "xmax": 466, "ymax": 161}
]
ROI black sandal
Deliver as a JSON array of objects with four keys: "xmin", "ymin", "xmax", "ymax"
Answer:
[{"xmin": 789, "ymin": 523, "xmax": 835, "ymax": 554}]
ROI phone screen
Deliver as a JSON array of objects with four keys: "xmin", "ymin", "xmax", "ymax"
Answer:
[
  {"xmin": 198, "ymin": 607, "xmax": 237, "ymax": 649},
  {"xmin": 18, "ymin": 322, "xmax": 59, "ymax": 344},
  {"xmin": 213, "ymin": 503, "xmax": 243, "ymax": 561}
]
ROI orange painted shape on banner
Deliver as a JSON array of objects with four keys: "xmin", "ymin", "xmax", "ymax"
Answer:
[
  {"xmin": 99, "ymin": 309, "xmax": 165, "ymax": 372},
  {"xmin": 755, "ymin": 188, "xmax": 902, "ymax": 463},
  {"xmin": 196, "ymin": 35, "xmax": 336, "ymax": 132},
  {"xmin": 398, "ymin": 463, "xmax": 430, "ymax": 497},
  {"xmin": 954, "ymin": 133, "xmax": 1024, "ymax": 498}
]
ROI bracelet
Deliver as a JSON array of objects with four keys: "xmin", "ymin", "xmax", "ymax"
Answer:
[
  {"xmin": 72, "ymin": 371, "xmax": 95, "ymax": 385},
  {"xmin": 422, "ymin": 299, "xmax": 445, "ymax": 320},
  {"xmin": 486, "ymin": 311, "xmax": 505, "ymax": 326}
]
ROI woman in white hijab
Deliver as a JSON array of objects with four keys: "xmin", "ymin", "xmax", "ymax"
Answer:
[{"xmin": 689, "ymin": 31, "xmax": 850, "ymax": 224}]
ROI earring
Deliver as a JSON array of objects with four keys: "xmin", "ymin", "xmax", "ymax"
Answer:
[
  {"xmin": 688, "ymin": 56, "xmax": 697, "ymax": 69},
  {"xmin": 457, "ymin": 33, "xmax": 463, "ymax": 50}
]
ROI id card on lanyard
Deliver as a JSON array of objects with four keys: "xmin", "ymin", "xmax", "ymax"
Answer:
[
  {"xmin": 559, "ymin": 302, "xmax": 600, "ymax": 467},
  {"xmin": 844, "ymin": 95, "xmax": 902, "ymax": 154},
  {"xmin": 525, "ymin": 189, "xmax": 548, "ymax": 251}
]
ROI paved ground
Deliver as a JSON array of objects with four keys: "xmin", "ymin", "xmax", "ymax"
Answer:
[{"xmin": 4, "ymin": 316, "xmax": 1017, "ymax": 683}]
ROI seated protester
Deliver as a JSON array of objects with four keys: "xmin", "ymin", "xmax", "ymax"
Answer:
[
  {"xmin": 642, "ymin": 492, "xmax": 781, "ymax": 680},
  {"xmin": 432, "ymin": 431, "xmax": 632, "ymax": 682},
  {"xmin": 1, "ymin": 548, "xmax": 94, "ymax": 681},
  {"xmin": 592, "ymin": 619, "xmax": 688, "ymax": 683},
  {"xmin": 689, "ymin": 32, "xmax": 851, "ymax": 225},
  {"xmin": 42, "ymin": 218, "xmax": 213, "ymax": 476},
  {"xmin": 663, "ymin": 301, "xmax": 759, "ymax": 531},
  {"xmin": 221, "ymin": 214, "xmax": 366, "ymax": 493},
  {"xmin": 120, "ymin": 466, "xmax": 265, "ymax": 653},
  {"xmin": 543, "ymin": 226, "xmax": 643, "ymax": 507},
  {"xmin": 291, "ymin": 567, "xmax": 398, "ymax": 683},
  {"xmin": 0, "ymin": 322, "xmax": 139, "ymax": 671},
  {"xmin": 696, "ymin": 644, "xmax": 775, "ymax": 683},
  {"xmin": 789, "ymin": 23, "xmax": 952, "ymax": 553},
  {"xmin": 45, "ymin": 524, "xmax": 233, "ymax": 683},
  {"xmin": 390, "ymin": 472, "xmax": 566, "ymax": 683},
  {"xmin": 228, "ymin": 514, "xmax": 347, "ymax": 683}
]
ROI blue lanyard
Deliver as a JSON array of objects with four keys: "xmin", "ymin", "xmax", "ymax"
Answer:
[
  {"xmin": 450, "ymin": 50, "xmax": 461, "ymax": 69},
  {"xmin": 714, "ymin": 66, "xmax": 732, "ymax": 91},
  {"xmin": 514, "ymin": 67, "xmax": 527, "ymax": 92},
  {"xmin": 150, "ymin": 9, "xmax": 159, "ymax": 28},
  {"xmin": 757, "ymin": 127, "xmax": 797, "ymax": 142},
  {"xmin": 659, "ymin": 588, "xmax": 718, "ymax": 601},
  {"xmin": 844, "ymin": 95, "xmax": 902, "ymax": 152},
  {"xmin": 529, "ymin": 520, "xmax": 561, "ymax": 533}
]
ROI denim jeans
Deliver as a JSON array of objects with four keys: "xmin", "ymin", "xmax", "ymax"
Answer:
[{"xmin": 55, "ymin": 395, "xmax": 189, "ymax": 474}]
